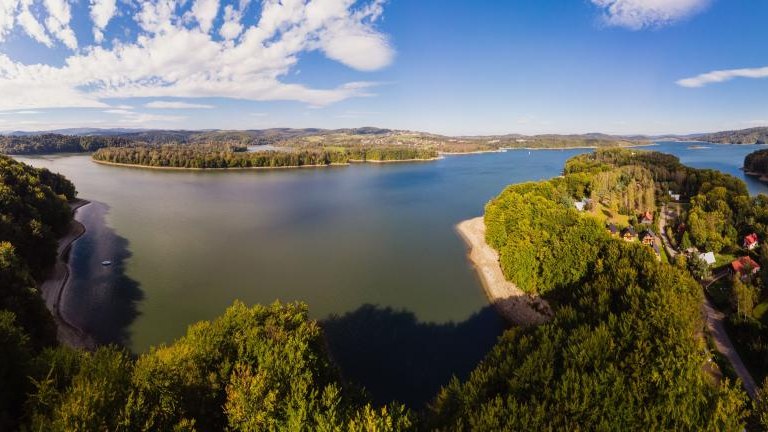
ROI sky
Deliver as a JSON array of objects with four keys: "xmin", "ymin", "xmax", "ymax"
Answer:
[{"xmin": 0, "ymin": 0, "xmax": 766, "ymax": 135}]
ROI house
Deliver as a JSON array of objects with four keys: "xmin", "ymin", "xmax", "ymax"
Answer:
[
  {"xmin": 606, "ymin": 223, "xmax": 618, "ymax": 237},
  {"xmin": 744, "ymin": 233, "xmax": 759, "ymax": 251},
  {"xmin": 640, "ymin": 211, "xmax": 654, "ymax": 225},
  {"xmin": 731, "ymin": 256, "xmax": 761, "ymax": 280},
  {"xmin": 574, "ymin": 198, "xmax": 590, "ymax": 212},
  {"xmin": 699, "ymin": 252, "xmax": 717, "ymax": 266},
  {"xmin": 668, "ymin": 190, "xmax": 681, "ymax": 202},
  {"xmin": 621, "ymin": 226, "xmax": 637, "ymax": 242},
  {"xmin": 639, "ymin": 230, "xmax": 656, "ymax": 246}
]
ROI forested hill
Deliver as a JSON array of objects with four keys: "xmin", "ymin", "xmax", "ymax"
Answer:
[
  {"xmin": 1, "ymin": 129, "xmax": 648, "ymax": 155},
  {"xmin": 745, "ymin": 148, "xmax": 768, "ymax": 176},
  {"xmin": 691, "ymin": 127, "xmax": 768, "ymax": 144}
]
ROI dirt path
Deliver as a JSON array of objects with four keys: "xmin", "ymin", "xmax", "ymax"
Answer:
[
  {"xmin": 660, "ymin": 204, "xmax": 758, "ymax": 398},
  {"xmin": 39, "ymin": 199, "xmax": 96, "ymax": 350},
  {"xmin": 456, "ymin": 217, "xmax": 552, "ymax": 325}
]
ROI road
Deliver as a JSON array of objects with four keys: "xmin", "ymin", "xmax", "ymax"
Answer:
[{"xmin": 660, "ymin": 205, "xmax": 758, "ymax": 398}]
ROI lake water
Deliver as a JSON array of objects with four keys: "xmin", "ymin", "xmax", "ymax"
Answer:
[{"xmin": 16, "ymin": 141, "xmax": 768, "ymax": 406}]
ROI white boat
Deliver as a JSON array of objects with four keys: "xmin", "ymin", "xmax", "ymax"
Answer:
[{"xmin": 101, "ymin": 260, "xmax": 112, "ymax": 266}]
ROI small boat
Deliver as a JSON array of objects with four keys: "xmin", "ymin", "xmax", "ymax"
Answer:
[{"xmin": 101, "ymin": 260, "xmax": 112, "ymax": 266}]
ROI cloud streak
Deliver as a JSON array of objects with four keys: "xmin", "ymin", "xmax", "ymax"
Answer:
[
  {"xmin": 677, "ymin": 66, "xmax": 768, "ymax": 88},
  {"xmin": 145, "ymin": 101, "xmax": 215, "ymax": 109},
  {"xmin": 591, "ymin": 0, "xmax": 709, "ymax": 29},
  {"xmin": 0, "ymin": 0, "xmax": 395, "ymax": 110}
]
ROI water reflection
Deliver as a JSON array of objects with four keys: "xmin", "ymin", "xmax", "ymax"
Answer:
[
  {"xmin": 322, "ymin": 304, "xmax": 507, "ymax": 408},
  {"xmin": 63, "ymin": 201, "xmax": 143, "ymax": 347}
]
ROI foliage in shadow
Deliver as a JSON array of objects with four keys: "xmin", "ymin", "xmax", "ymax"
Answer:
[
  {"xmin": 321, "ymin": 304, "xmax": 507, "ymax": 408},
  {"xmin": 63, "ymin": 201, "xmax": 143, "ymax": 347}
]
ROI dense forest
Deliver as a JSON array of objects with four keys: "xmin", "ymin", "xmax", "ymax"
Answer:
[
  {"xmin": 745, "ymin": 148, "xmax": 768, "ymax": 176},
  {"xmin": 0, "ymin": 134, "xmax": 134, "ymax": 154},
  {"xmin": 92, "ymin": 144, "xmax": 438, "ymax": 168}
]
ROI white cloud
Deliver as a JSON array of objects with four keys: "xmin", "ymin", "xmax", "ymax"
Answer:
[
  {"xmin": 0, "ymin": 0, "xmax": 19, "ymax": 42},
  {"xmin": 90, "ymin": 0, "xmax": 117, "ymax": 42},
  {"xmin": 677, "ymin": 66, "xmax": 768, "ymax": 88},
  {"xmin": 190, "ymin": 0, "xmax": 219, "ymax": 33},
  {"xmin": 43, "ymin": 0, "xmax": 77, "ymax": 49},
  {"xmin": 145, "ymin": 101, "xmax": 215, "ymax": 109},
  {"xmin": 591, "ymin": 0, "xmax": 709, "ymax": 29},
  {"xmin": 0, "ymin": 0, "xmax": 394, "ymax": 111},
  {"xmin": 17, "ymin": 0, "xmax": 53, "ymax": 46}
]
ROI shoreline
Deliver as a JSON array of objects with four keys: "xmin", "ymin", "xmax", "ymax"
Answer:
[
  {"xmin": 92, "ymin": 157, "xmax": 441, "ymax": 170},
  {"xmin": 455, "ymin": 217, "xmax": 552, "ymax": 325},
  {"xmin": 39, "ymin": 199, "xmax": 97, "ymax": 350}
]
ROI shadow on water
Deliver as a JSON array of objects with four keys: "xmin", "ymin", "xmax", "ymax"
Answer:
[
  {"xmin": 63, "ymin": 200, "xmax": 143, "ymax": 347},
  {"xmin": 321, "ymin": 304, "xmax": 508, "ymax": 408}
]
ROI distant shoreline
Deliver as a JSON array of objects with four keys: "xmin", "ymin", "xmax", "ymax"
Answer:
[{"xmin": 455, "ymin": 216, "xmax": 552, "ymax": 326}]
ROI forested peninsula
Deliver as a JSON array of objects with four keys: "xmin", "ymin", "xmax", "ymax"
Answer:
[
  {"xmin": 6, "ymin": 148, "xmax": 768, "ymax": 430},
  {"xmin": 91, "ymin": 144, "xmax": 439, "ymax": 169},
  {"xmin": 745, "ymin": 148, "xmax": 768, "ymax": 181}
]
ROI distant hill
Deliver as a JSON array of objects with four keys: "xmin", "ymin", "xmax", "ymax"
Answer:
[{"xmin": 686, "ymin": 127, "xmax": 768, "ymax": 144}]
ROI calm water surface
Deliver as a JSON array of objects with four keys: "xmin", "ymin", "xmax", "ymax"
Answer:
[{"xmin": 16, "ymin": 141, "xmax": 768, "ymax": 405}]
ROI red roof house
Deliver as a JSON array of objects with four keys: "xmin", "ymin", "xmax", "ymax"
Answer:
[
  {"xmin": 731, "ymin": 256, "xmax": 761, "ymax": 279},
  {"xmin": 744, "ymin": 233, "xmax": 759, "ymax": 250},
  {"xmin": 640, "ymin": 211, "xmax": 654, "ymax": 224}
]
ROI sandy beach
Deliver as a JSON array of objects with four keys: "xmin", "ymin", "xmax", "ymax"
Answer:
[
  {"xmin": 456, "ymin": 217, "xmax": 552, "ymax": 325},
  {"xmin": 39, "ymin": 199, "xmax": 96, "ymax": 349}
]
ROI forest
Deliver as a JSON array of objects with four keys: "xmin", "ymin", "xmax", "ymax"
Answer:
[
  {"xmin": 4, "ymin": 150, "xmax": 768, "ymax": 430},
  {"xmin": 0, "ymin": 134, "xmax": 134, "ymax": 154},
  {"xmin": 693, "ymin": 127, "xmax": 768, "ymax": 145},
  {"xmin": 91, "ymin": 144, "xmax": 438, "ymax": 168},
  {"xmin": 745, "ymin": 148, "xmax": 768, "ymax": 176}
]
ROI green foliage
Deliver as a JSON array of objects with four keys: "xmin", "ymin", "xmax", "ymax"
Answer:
[
  {"xmin": 428, "ymin": 242, "xmax": 748, "ymax": 430},
  {"xmin": 0, "ymin": 311, "xmax": 33, "ymax": 431},
  {"xmin": 484, "ymin": 181, "xmax": 607, "ymax": 295},
  {"xmin": 687, "ymin": 254, "xmax": 711, "ymax": 281},
  {"xmin": 91, "ymin": 144, "xmax": 437, "ymax": 169},
  {"xmin": 19, "ymin": 302, "xmax": 411, "ymax": 432}
]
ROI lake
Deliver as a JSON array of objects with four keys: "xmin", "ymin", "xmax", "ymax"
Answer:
[{"xmin": 16, "ymin": 141, "xmax": 768, "ymax": 406}]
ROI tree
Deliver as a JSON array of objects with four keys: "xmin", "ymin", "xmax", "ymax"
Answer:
[
  {"xmin": 687, "ymin": 254, "xmax": 711, "ymax": 281},
  {"xmin": 730, "ymin": 277, "xmax": 757, "ymax": 319},
  {"xmin": 681, "ymin": 231, "xmax": 693, "ymax": 251}
]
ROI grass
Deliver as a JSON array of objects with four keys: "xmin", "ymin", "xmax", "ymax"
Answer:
[
  {"xmin": 715, "ymin": 253, "xmax": 737, "ymax": 267},
  {"xmin": 754, "ymin": 302, "xmax": 768, "ymax": 323},
  {"xmin": 587, "ymin": 202, "xmax": 630, "ymax": 226}
]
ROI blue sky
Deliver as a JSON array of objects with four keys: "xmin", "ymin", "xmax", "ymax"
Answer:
[{"xmin": 0, "ymin": 0, "xmax": 766, "ymax": 135}]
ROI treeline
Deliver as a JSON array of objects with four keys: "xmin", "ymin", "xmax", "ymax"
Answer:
[
  {"xmin": 0, "ymin": 134, "xmax": 134, "ymax": 154},
  {"xmin": 745, "ymin": 148, "xmax": 768, "ymax": 176},
  {"xmin": 92, "ymin": 145, "xmax": 437, "ymax": 169}
]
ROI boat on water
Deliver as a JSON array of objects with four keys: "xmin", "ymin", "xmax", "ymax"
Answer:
[{"xmin": 101, "ymin": 260, "xmax": 112, "ymax": 266}]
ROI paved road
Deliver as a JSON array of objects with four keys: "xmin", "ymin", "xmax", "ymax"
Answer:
[{"xmin": 660, "ymin": 205, "xmax": 758, "ymax": 398}]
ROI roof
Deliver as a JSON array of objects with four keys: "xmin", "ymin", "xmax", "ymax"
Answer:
[
  {"xmin": 745, "ymin": 233, "xmax": 759, "ymax": 245},
  {"xmin": 606, "ymin": 223, "xmax": 618, "ymax": 233},
  {"xmin": 621, "ymin": 226, "xmax": 636, "ymax": 236},
  {"xmin": 731, "ymin": 256, "xmax": 761, "ymax": 274},
  {"xmin": 640, "ymin": 229, "xmax": 656, "ymax": 238},
  {"xmin": 642, "ymin": 211, "xmax": 653, "ymax": 220},
  {"xmin": 699, "ymin": 252, "xmax": 716, "ymax": 265}
]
